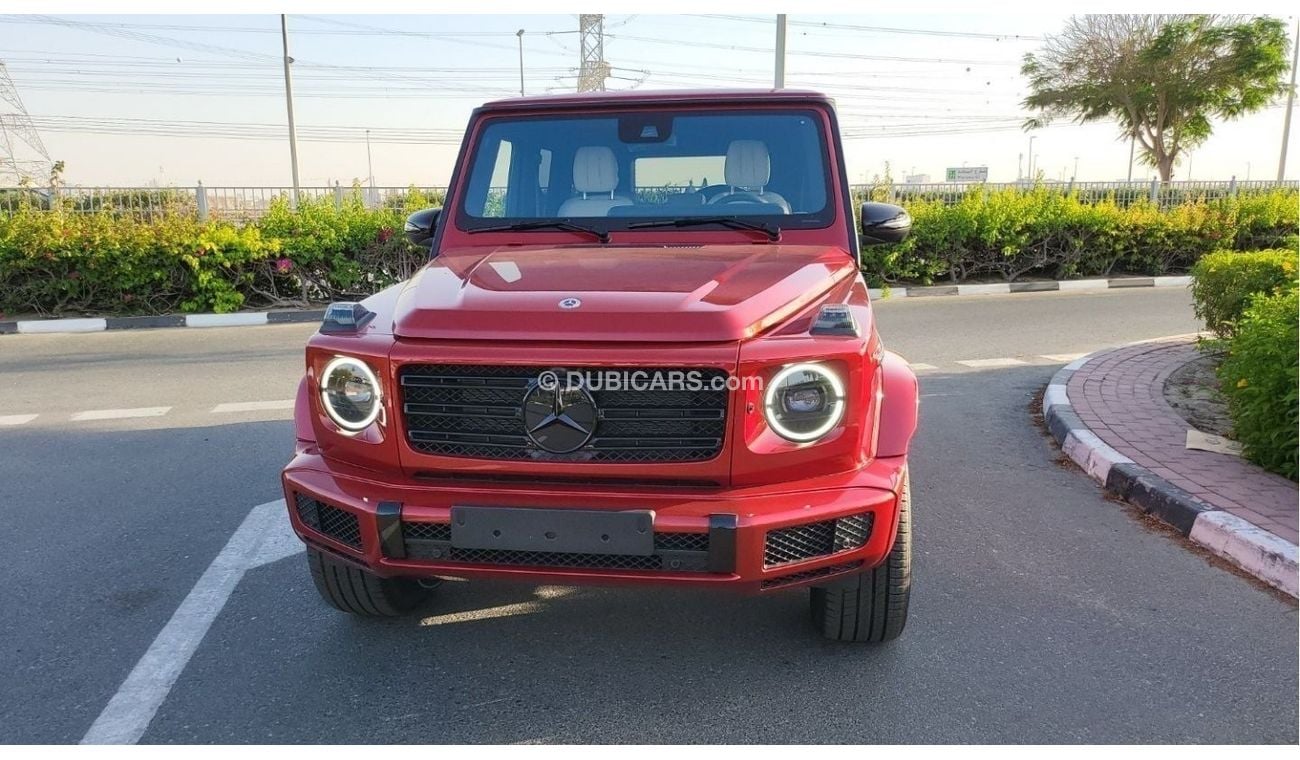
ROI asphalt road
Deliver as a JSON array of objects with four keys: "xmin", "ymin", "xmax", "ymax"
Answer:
[{"xmin": 1, "ymin": 288, "xmax": 1295, "ymax": 744}]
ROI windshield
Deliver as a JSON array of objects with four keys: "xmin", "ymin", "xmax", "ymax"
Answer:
[{"xmin": 456, "ymin": 109, "xmax": 833, "ymax": 231}]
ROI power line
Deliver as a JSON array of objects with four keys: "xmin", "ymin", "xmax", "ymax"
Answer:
[
  {"xmin": 0, "ymin": 14, "xmax": 572, "ymax": 42},
  {"xmin": 24, "ymin": 114, "xmax": 466, "ymax": 144},
  {"xmin": 690, "ymin": 14, "xmax": 1046, "ymax": 41},
  {"xmin": 7, "ymin": 14, "xmax": 281, "ymax": 63},
  {"xmin": 604, "ymin": 31, "xmax": 1021, "ymax": 65}
]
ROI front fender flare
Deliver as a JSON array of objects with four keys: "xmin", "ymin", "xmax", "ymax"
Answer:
[
  {"xmin": 874, "ymin": 350, "xmax": 919, "ymax": 458},
  {"xmin": 294, "ymin": 376, "xmax": 316, "ymax": 445}
]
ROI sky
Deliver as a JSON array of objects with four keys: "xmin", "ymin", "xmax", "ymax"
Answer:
[{"xmin": 1, "ymin": 12, "xmax": 1297, "ymax": 188}]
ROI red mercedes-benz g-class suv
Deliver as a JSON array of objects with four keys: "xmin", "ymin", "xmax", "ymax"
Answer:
[{"xmin": 282, "ymin": 89, "xmax": 919, "ymax": 642}]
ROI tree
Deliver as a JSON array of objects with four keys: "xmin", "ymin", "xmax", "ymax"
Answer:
[
  {"xmin": 1021, "ymin": 15, "xmax": 1291, "ymax": 181},
  {"xmin": 48, "ymin": 160, "xmax": 66, "ymax": 189}
]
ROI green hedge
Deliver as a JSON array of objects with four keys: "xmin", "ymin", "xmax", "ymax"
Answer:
[
  {"xmin": 860, "ymin": 187, "xmax": 1298, "ymax": 286},
  {"xmin": 1217, "ymin": 289, "xmax": 1299, "ymax": 480},
  {"xmin": 0, "ymin": 186, "xmax": 1295, "ymax": 316},
  {"xmin": 1190, "ymin": 249, "xmax": 1299, "ymax": 338},
  {"xmin": 0, "ymin": 189, "xmax": 442, "ymax": 316}
]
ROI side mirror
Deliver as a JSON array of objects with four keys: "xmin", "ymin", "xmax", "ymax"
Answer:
[
  {"xmin": 404, "ymin": 207, "xmax": 441, "ymax": 248},
  {"xmin": 859, "ymin": 202, "xmax": 911, "ymax": 245}
]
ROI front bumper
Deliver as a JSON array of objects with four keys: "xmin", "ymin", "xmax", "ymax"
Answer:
[{"xmin": 281, "ymin": 452, "xmax": 907, "ymax": 593}]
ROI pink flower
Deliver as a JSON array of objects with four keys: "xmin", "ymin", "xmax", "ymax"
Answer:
[{"xmin": 275, "ymin": 258, "xmax": 294, "ymax": 274}]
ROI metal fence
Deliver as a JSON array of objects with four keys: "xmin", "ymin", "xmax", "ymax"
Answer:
[
  {"xmin": 1, "ymin": 179, "xmax": 1295, "ymax": 220},
  {"xmin": 861, "ymin": 179, "xmax": 1299, "ymax": 210},
  {"xmin": 0, "ymin": 183, "xmax": 448, "ymax": 221}
]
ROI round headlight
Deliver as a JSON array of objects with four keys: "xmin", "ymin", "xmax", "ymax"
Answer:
[
  {"xmin": 764, "ymin": 363, "xmax": 845, "ymax": 442},
  {"xmin": 320, "ymin": 356, "xmax": 382, "ymax": 431}
]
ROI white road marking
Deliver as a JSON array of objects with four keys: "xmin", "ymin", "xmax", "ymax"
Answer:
[
  {"xmin": 248, "ymin": 506, "xmax": 305, "ymax": 569},
  {"xmin": 72, "ymin": 407, "xmax": 171, "ymax": 422},
  {"xmin": 909, "ymin": 363, "xmax": 939, "ymax": 371},
  {"xmin": 82, "ymin": 499, "xmax": 299, "ymax": 745},
  {"xmin": 1039, "ymin": 353, "xmax": 1088, "ymax": 363},
  {"xmin": 0, "ymin": 414, "xmax": 38, "ymax": 426},
  {"xmin": 211, "ymin": 400, "xmax": 295, "ymax": 414},
  {"xmin": 955, "ymin": 358, "xmax": 1028, "ymax": 368}
]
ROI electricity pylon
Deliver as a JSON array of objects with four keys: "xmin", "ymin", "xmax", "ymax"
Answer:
[
  {"xmin": 577, "ymin": 14, "xmax": 610, "ymax": 92},
  {"xmin": 0, "ymin": 61, "xmax": 53, "ymax": 185}
]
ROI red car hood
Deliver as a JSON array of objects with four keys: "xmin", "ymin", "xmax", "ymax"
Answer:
[{"xmin": 390, "ymin": 244, "xmax": 858, "ymax": 343}]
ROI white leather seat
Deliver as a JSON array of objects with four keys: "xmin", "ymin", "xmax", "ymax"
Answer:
[
  {"xmin": 709, "ymin": 140, "xmax": 792, "ymax": 213},
  {"xmin": 558, "ymin": 146, "xmax": 633, "ymax": 217}
]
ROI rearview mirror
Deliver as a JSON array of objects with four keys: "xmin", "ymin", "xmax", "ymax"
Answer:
[
  {"xmin": 404, "ymin": 207, "xmax": 442, "ymax": 248},
  {"xmin": 860, "ymin": 202, "xmax": 911, "ymax": 245}
]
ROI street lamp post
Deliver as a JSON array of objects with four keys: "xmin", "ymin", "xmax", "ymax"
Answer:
[
  {"xmin": 280, "ymin": 14, "xmax": 301, "ymax": 207},
  {"xmin": 365, "ymin": 129, "xmax": 374, "ymax": 188},
  {"xmin": 1278, "ymin": 19, "xmax": 1298, "ymax": 181},
  {"xmin": 1027, "ymin": 135, "xmax": 1036, "ymax": 181},
  {"xmin": 774, "ymin": 15, "xmax": 787, "ymax": 89},
  {"xmin": 516, "ymin": 29, "xmax": 525, "ymax": 97},
  {"xmin": 365, "ymin": 129, "xmax": 377, "ymax": 208},
  {"xmin": 1072, "ymin": 155, "xmax": 1079, "ymax": 180}
]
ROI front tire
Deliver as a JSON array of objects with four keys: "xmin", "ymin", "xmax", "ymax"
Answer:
[
  {"xmin": 307, "ymin": 548, "xmax": 431, "ymax": 616},
  {"xmin": 809, "ymin": 473, "xmax": 912, "ymax": 642}
]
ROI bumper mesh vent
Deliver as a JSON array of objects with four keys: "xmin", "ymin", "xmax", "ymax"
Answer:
[
  {"xmin": 763, "ymin": 513, "xmax": 874, "ymax": 567},
  {"xmin": 402, "ymin": 521, "xmax": 451, "ymax": 542},
  {"xmin": 400, "ymin": 522, "xmax": 712, "ymax": 573},
  {"xmin": 444, "ymin": 547, "xmax": 665, "ymax": 571},
  {"xmin": 760, "ymin": 560, "xmax": 864, "ymax": 590},
  {"xmin": 294, "ymin": 493, "xmax": 362, "ymax": 550},
  {"xmin": 654, "ymin": 532, "xmax": 709, "ymax": 552}
]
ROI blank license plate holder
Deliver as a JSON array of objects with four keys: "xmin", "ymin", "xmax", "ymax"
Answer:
[{"xmin": 450, "ymin": 506, "xmax": 656, "ymax": 556}]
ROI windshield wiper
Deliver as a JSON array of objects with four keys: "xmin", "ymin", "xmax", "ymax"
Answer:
[
  {"xmin": 468, "ymin": 220, "xmax": 610, "ymax": 244},
  {"xmin": 628, "ymin": 217, "xmax": 781, "ymax": 241}
]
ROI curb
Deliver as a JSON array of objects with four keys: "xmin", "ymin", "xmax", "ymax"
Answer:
[
  {"xmin": 1043, "ymin": 352, "xmax": 1299, "ymax": 598},
  {"xmin": 868, "ymin": 275, "xmax": 1190, "ymax": 300},
  {"xmin": 0, "ymin": 309, "xmax": 326, "ymax": 336},
  {"xmin": 1, "ymin": 275, "xmax": 1192, "ymax": 336}
]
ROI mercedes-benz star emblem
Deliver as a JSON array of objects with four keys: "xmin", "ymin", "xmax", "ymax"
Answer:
[
  {"xmin": 522, "ymin": 378, "xmax": 597, "ymax": 454},
  {"xmin": 558, "ymin": 297, "xmax": 581, "ymax": 309}
]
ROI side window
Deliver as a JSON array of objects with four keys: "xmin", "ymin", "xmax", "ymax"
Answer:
[{"xmin": 482, "ymin": 139, "xmax": 513, "ymax": 218}]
